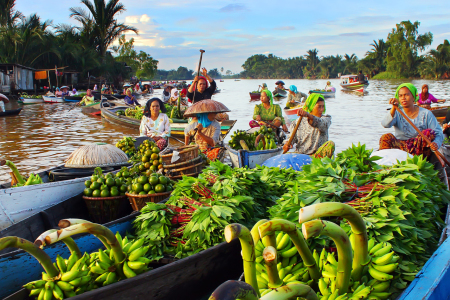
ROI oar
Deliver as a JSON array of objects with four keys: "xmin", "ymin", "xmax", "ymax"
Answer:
[
  {"xmin": 394, "ymin": 106, "xmax": 450, "ymax": 166},
  {"xmin": 192, "ymin": 49, "xmax": 205, "ymax": 101},
  {"xmin": 283, "ymin": 116, "xmax": 303, "ymax": 154}
]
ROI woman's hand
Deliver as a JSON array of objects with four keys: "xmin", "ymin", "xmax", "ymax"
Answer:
[
  {"xmin": 389, "ymin": 98, "xmax": 399, "ymax": 107},
  {"xmin": 282, "ymin": 124, "xmax": 288, "ymax": 132},
  {"xmin": 196, "ymin": 123, "xmax": 203, "ymax": 132},
  {"xmin": 443, "ymin": 123, "xmax": 450, "ymax": 131},
  {"xmin": 297, "ymin": 109, "xmax": 309, "ymax": 117},
  {"xmin": 439, "ymin": 99, "xmax": 446, "ymax": 103},
  {"xmin": 283, "ymin": 143, "xmax": 292, "ymax": 153},
  {"xmin": 201, "ymin": 68, "xmax": 208, "ymax": 77},
  {"xmin": 430, "ymin": 142, "xmax": 439, "ymax": 151},
  {"xmin": 255, "ymin": 115, "xmax": 261, "ymax": 121}
]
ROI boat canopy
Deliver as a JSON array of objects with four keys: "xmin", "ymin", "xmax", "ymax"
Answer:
[{"xmin": 340, "ymin": 75, "xmax": 358, "ymax": 78}]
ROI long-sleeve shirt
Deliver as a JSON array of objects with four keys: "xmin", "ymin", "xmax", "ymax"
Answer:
[
  {"xmin": 139, "ymin": 113, "xmax": 171, "ymax": 138},
  {"xmin": 253, "ymin": 104, "xmax": 285, "ymax": 125},
  {"xmin": 289, "ymin": 115, "xmax": 332, "ymax": 154},
  {"xmin": 287, "ymin": 92, "xmax": 308, "ymax": 103},
  {"xmin": 79, "ymin": 95, "xmax": 95, "ymax": 106},
  {"xmin": 124, "ymin": 95, "xmax": 140, "ymax": 106},
  {"xmin": 418, "ymin": 93, "xmax": 439, "ymax": 105},
  {"xmin": 184, "ymin": 120, "xmax": 221, "ymax": 150},
  {"xmin": 187, "ymin": 80, "xmax": 216, "ymax": 103},
  {"xmin": 381, "ymin": 107, "xmax": 443, "ymax": 147}
]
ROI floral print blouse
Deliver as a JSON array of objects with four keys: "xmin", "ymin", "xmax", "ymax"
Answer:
[{"xmin": 139, "ymin": 113, "xmax": 171, "ymax": 138}]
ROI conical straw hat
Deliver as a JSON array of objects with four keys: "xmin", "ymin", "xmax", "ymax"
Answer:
[
  {"xmin": 65, "ymin": 143, "xmax": 128, "ymax": 168},
  {"xmin": 183, "ymin": 99, "xmax": 230, "ymax": 118}
]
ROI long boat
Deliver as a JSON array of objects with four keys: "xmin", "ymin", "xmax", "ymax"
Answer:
[
  {"xmin": 249, "ymin": 92, "xmax": 260, "ymax": 101},
  {"xmin": 63, "ymin": 96, "xmax": 82, "ymax": 102},
  {"xmin": 101, "ymin": 106, "xmax": 237, "ymax": 140},
  {"xmin": 309, "ymin": 90, "xmax": 336, "ymax": 98},
  {"xmin": 340, "ymin": 75, "xmax": 369, "ymax": 92},
  {"xmin": 283, "ymin": 106, "xmax": 302, "ymax": 122},
  {"xmin": 42, "ymin": 96, "xmax": 65, "ymax": 103},
  {"xmin": 427, "ymin": 105, "xmax": 450, "ymax": 120},
  {"xmin": 0, "ymin": 108, "xmax": 22, "ymax": 117},
  {"xmin": 18, "ymin": 97, "xmax": 44, "ymax": 104}
]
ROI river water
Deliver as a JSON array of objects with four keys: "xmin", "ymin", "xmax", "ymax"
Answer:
[{"xmin": 1, "ymin": 79, "xmax": 449, "ymax": 184}]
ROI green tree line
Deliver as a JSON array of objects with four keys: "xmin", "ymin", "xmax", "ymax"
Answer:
[
  {"xmin": 0, "ymin": 0, "xmax": 158, "ymax": 86},
  {"xmin": 241, "ymin": 21, "xmax": 449, "ymax": 79}
]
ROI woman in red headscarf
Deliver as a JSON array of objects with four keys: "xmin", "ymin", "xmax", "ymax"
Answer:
[{"xmin": 187, "ymin": 68, "xmax": 216, "ymax": 103}]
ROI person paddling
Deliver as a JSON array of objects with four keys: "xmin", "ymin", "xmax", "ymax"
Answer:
[
  {"xmin": 124, "ymin": 89, "xmax": 140, "ymax": 106},
  {"xmin": 187, "ymin": 68, "xmax": 216, "ymax": 103}
]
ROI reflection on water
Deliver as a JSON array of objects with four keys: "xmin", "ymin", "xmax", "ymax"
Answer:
[{"xmin": 1, "ymin": 79, "xmax": 449, "ymax": 183}]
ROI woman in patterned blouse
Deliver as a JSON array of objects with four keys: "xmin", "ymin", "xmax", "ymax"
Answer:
[
  {"xmin": 251, "ymin": 90, "xmax": 288, "ymax": 132},
  {"xmin": 140, "ymin": 98, "xmax": 171, "ymax": 141}
]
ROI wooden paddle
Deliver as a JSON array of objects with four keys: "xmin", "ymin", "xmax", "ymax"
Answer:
[
  {"xmin": 192, "ymin": 49, "xmax": 205, "ymax": 102},
  {"xmin": 283, "ymin": 116, "xmax": 303, "ymax": 154},
  {"xmin": 394, "ymin": 106, "xmax": 450, "ymax": 166}
]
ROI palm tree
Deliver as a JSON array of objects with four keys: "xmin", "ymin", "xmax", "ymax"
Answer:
[
  {"xmin": 304, "ymin": 49, "xmax": 320, "ymax": 78},
  {"xmin": 366, "ymin": 39, "xmax": 387, "ymax": 72},
  {"xmin": 0, "ymin": 0, "xmax": 22, "ymax": 27},
  {"xmin": 343, "ymin": 54, "xmax": 358, "ymax": 74},
  {"xmin": 70, "ymin": 0, "xmax": 138, "ymax": 58}
]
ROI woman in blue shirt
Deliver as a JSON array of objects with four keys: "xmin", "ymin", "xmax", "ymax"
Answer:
[
  {"xmin": 380, "ymin": 83, "xmax": 442, "ymax": 155},
  {"xmin": 124, "ymin": 89, "xmax": 140, "ymax": 106}
]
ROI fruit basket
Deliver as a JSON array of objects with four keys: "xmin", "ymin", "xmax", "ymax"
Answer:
[
  {"xmin": 164, "ymin": 156, "xmax": 204, "ymax": 180},
  {"xmin": 160, "ymin": 145, "xmax": 199, "ymax": 165},
  {"xmin": 82, "ymin": 195, "xmax": 131, "ymax": 223},
  {"xmin": 126, "ymin": 191, "xmax": 172, "ymax": 211}
]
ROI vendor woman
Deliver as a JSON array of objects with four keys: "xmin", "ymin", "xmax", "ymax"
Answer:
[
  {"xmin": 250, "ymin": 90, "xmax": 288, "ymax": 132},
  {"xmin": 380, "ymin": 83, "xmax": 443, "ymax": 155},
  {"xmin": 183, "ymin": 99, "xmax": 230, "ymax": 151},
  {"xmin": 283, "ymin": 93, "xmax": 334, "ymax": 158},
  {"xmin": 418, "ymin": 84, "xmax": 446, "ymax": 107},
  {"xmin": 140, "ymin": 98, "xmax": 170, "ymax": 141},
  {"xmin": 124, "ymin": 88, "xmax": 140, "ymax": 106},
  {"xmin": 286, "ymin": 85, "xmax": 307, "ymax": 107},
  {"xmin": 78, "ymin": 89, "xmax": 95, "ymax": 106},
  {"xmin": 187, "ymin": 68, "xmax": 216, "ymax": 103}
]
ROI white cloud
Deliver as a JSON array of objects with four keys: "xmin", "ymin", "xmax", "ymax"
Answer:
[
  {"xmin": 125, "ymin": 16, "xmax": 139, "ymax": 24},
  {"xmin": 140, "ymin": 14, "xmax": 151, "ymax": 23}
]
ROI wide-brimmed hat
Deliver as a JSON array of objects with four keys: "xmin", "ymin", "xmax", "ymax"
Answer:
[
  {"xmin": 61, "ymin": 86, "xmax": 69, "ymax": 89},
  {"xmin": 0, "ymin": 93, "xmax": 10, "ymax": 103},
  {"xmin": 123, "ymin": 84, "xmax": 131, "ymax": 87},
  {"xmin": 275, "ymin": 81, "xmax": 285, "ymax": 85},
  {"xmin": 165, "ymin": 84, "xmax": 175, "ymax": 88},
  {"xmin": 183, "ymin": 99, "xmax": 230, "ymax": 118}
]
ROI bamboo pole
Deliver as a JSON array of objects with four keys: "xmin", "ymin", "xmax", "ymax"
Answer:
[{"xmin": 283, "ymin": 116, "xmax": 303, "ymax": 154}]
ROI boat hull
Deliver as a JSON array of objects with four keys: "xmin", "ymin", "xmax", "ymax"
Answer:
[
  {"xmin": 309, "ymin": 90, "xmax": 336, "ymax": 98},
  {"xmin": 0, "ymin": 108, "xmax": 22, "ymax": 117},
  {"xmin": 64, "ymin": 96, "xmax": 82, "ymax": 102},
  {"xmin": 284, "ymin": 106, "xmax": 301, "ymax": 121},
  {"xmin": 42, "ymin": 96, "xmax": 65, "ymax": 103},
  {"xmin": 19, "ymin": 98, "xmax": 44, "ymax": 104},
  {"xmin": 428, "ymin": 105, "xmax": 450, "ymax": 119},
  {"xmin": 340, "ymin": 82, "xmax": 369, "ymax": 92},
  {"xmin": 249, "ymin": 92, "xmax": 260, "ymax": 100},
  {"xmin": 226, "ymin": 145, "xmax": 283, "ymax": 168}
]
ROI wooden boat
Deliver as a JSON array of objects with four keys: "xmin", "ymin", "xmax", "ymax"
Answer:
[
  {"xmin": 0, "ymin": 108, "xmax": 22, "ymax": 117},
  {"xmin": 220, "ymin": 79, "xmax": 224, "ymax": 82},
  {"xmin": 309, "ymin": 90, "xmax": 336, "ymax": 98},
  {"xmin": 1, "ymin": 196, "xmax": 242, "ymax": 300},
  {"xmin": 427, "ymin": 105, "xmax": 450, "ymax": 119},
  {"xmin": 249, "ymin": 92, "xmax": 260, "ymax": 100},
  {"xmin": 18, "ymin": 97, "xmax": 44, "ymax": 104},
  {"xmin": 64, "ymin": 95, "xmax": 83, "ymax": 102},
  {"xmin": 226, "ymin": 145, "xmax": 283, "ymax": 168},
  {"xmin": 101, "ymin": 106, "xmax": 237, "ymax": 140},
  {"xmin": 340, "ymin": 75, "xmax": 369, "ymax": 92},
  {"xmin": 42, "ymin": 96, "xmax": 65, "ymax": 103},
  {"xmin": 283, "ymin": 106, "xmax": 302, "ymax": 121}
]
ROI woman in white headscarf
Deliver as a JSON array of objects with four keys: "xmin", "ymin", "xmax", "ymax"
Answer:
[{"xmin": 169, "ymin": 88, "xmax": 179, "ymax": 105}]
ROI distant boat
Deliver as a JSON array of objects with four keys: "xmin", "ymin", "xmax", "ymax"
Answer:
[
  {"xmin": 0, "ymin": 108, "xmax": 22, "ymax": 117},
  {"xmin": 249, "ymin": 92, "xmax": 260, "ymax": 101},
  {"xmin": 220, "ymin": 80, "xmax": 224, "ymax": 82},
  {"xmin": 340, "ymin": 75, "xmax": 369, "ymax": 93},
  {"xmin": 309, "ymin": 90, "xmax": 336, "ymax": 98},
  {"xmin": 18, "ymin": 97, "xmax": 44, "ymax": 104},
  {"xmin": 42, "ymin": 96, "xmax": 65, "ymax": 103},
  {"xmin": 234, "ymin": 79, "xmax": 240, "ymax": 81}
]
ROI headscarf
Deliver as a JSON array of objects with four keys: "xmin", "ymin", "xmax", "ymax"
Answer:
[
  {"xmin": 327, "ymin": 81, "xmax": 331, "ymax": 85},
  {"xmin": 197, "ymin": 113, "xmax": 213, "ymax": 128},
  {"xmin": 144, "ymin": 98, "xmax": 166, "ymax": 117},
  {"xmin": 56, "ymin": 87, "xmax": 60, "ymax": 91},
  {"xmin": 421, "ymin": 84, "xmax": 429, "ymax": 101},
  {"xmin": 86, "ymin": 89, "xmax": 92, "ymax": 96},
  {"xmin": 262, "ymin": 90, "xmax": 273, "ymax": 105},
  {"xmin": 394, "ymin": 83, "xmax": 419, "ymax": 102},
  {"xmin": 171, "ymin": 88, "xmax": 178, "ymax": 99},
  {"xmin": 262, "ymin": 83, "xmax": 267, "ymax": 88},
  {"xmin": 127, "ymin": 88, "xmax": 133, "ymax": 95},
  {"xmin": 195, "ymin": 76, "xmax": 209, "ymax": 90},
  {"xmin": 72, "ymin": 88, "xmax": 77, "ymax": 94},
  {"xmin": 289, "ymin": 85, "xmax": 298, "ymax": 93},
  {"xmin": 275, "ymin": 80, "xmax": 285, "ymax": 86},
  {"xmin": 303, "ymin": 93, "xmax": 325, "ymax": 113}
]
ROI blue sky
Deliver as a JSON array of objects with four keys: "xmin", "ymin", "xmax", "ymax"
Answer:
[{"xmin": 16, "ymin": 0, "xmax": 450, "ymax": 73}]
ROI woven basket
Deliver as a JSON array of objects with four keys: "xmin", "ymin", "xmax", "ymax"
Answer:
[
  {"xmin": 126, "ymin": 191, "xmax": 172, "ymax": 211},
  {"xmin": 82, "ymin": 195, "xmax": 131, "ymax": 224},
  {"xmin": 65, "ymin": 143, "xmax": 128, "ymax": 168},
  {"xmin": 164, "ymin": 156, "xmax": 204, "ymax": 179},
  {"xmin": 160, "ymin": 145, "xmax": 199, "ymax": 165}
]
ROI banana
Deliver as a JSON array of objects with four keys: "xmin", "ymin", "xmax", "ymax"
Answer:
[
  {"xmin": 104, "ymin": 272, "xmax": 118, "ymax": 285},
  {"xmin": 369, "ymin": 243, "xmax": 384, "ymax": 256},
  {"xmin": 291, "ymin": 263, "xmax": 303, "ymax": 273},
  {"xmin": 373, "ymin": 244, "xmax": 392, "ymax": 257},
  {"xmin": 71, "ymin": 257, "xmax": 86, "ymax": 272},
  {"xmin": 361, "ymin": 275, "xmax": 368, "ymax": 284},
  {"xmin": 284, "ymin": 265, "xmax": 292, "ymax": 273},
  {"xmin": 136, "ymin": 257, "xmax": 152, "ymax": 264},
  {"xmin": 255, "ymin": 263, "xmax": 265, "ymax": 273},
  {"xmin": 275, "ymin": 232, "xmax": 284, "ymax": 245},
  {"xmin": 122, "ymin": 242, "xmax": 132, "ymax": 253},
  {"xmin": 29, "ymin": 288, "xmax": 42, "ymax": 297},
  {"xmin": 321, "ymin": 295, "xmax": 330, "ymax": 300},
  {"xmin": 285, "ymin": 273, "xmax": 300, "ymax": 282},
  {"xmin": 324, "ymin": 262, "xmax": 337, "ymax": 276},
  {"xmin": 90, "ymin": 265, "xmax": 107, "ymax": 275},
  {"xmin": 330, "ymin": 279, "xmax": 336, "ymax": 293},
  {"xmin": 63, "ymin": 290, "xmax": 76, "ymax": 298},
  {"xmin": 257, "ymin": 274, "xmax": 268, "ymax": 284},
  {"xmin": 277, "ymin": 262, "xmax": 282, "ymax": 271},
  {"xmin": 289, "ymin": 255, "xmax": 298, "ymax": 266},
  {"xmin": 277, "ymin": 233, "xmax": 290, "ymax": 250},
  {"xmin": 53, "ymin": 284, "xmax": 64, "ymax": 300},
  {"xmin": 329, "ymin": 289, "xmax": 339, "ymax": 300},
  {"xmin": 95, "ymin": 272, "xmax": 109, "ymax": 283},
  {"xmin": 256, "ymin": 256, "xmax": 264, "ymax": 263},
  {"xmin": 368, "ymin": 279, "xmax": 378, "ymax": 287},
  {"xmin": 127, "ymin": 238, "xmax": 145, "ymax": 254},
  {"xmin": 37, "ymin": 288, "xmax": 45, "ymax": 300},
  {"xmin": 282, "ymin": 256, "xmax": 290, "ymax": 268},
  {"xmin": 283, "ymin": 274, "xmax": 293, "ymax": 282},
  {"xmin": 61, "ymin": 269, "xmax": 82, "ymax": 282},
  {"xmin": 123, "ymin": 261, "xmax": 137, "ymax": 278},
  {"xmin": 75, "ymin": 286, "xmax": 87, "ymax": 295},
  {"xmin": 335, "ymin": 294, "xmax": 349, "ymax": 300},
  {"xmin": 372, "ymin": 263, "xmax": 398, "ymax": 273},
  {"xmin": 302, "ymin": 271, "xmax": 310, "ymax": 282},
  {"xmin": 128, "ymin": 260, "xmax": 146, "ymax": 270},
  {"xmin": 129, "ymin": 246, "xmax": 149, "ymax": 261},
  {"xmin": 97, "ymin": 261, "xmax": 111, "ymax": 270},
  {"xmin": 23, "ymin": 279, "xmax": 46, "ymax": 290},
  {"xmin": 99, "ymin": 249, "xmax": 113, "ymax": 265},
  {"xmin": 44, "ymin": 282, "xmax": 54, "ymax": 300},
  {"xmin": 319, "ymin": 248, "xmax": 327, "ymax": 271},
  {"xmin": 257, "ymin": 280, "xmax": 267, "ymax": 289},
  {"xmin": 70, "ymin": 275, "xmax": 91, "ymax": 287},
  {"xmin": 369, "ymin": 292, "xmax": 391, "ymax": 300},
  {"xmin": 260, "ymin": 272, "xmax": 270, "ymax": 282},
  {"xmin": 256, "ymin": 241, "xmax": 264, "ymax": 252},
  {"xmin": 42, "ymin": 272, "xmax": 50, "ymax": 281},
  {"xmin": 319, "ymin": 278, "xmax": 330, "ymax": 296},
  {"xmin": 368, "ymin": 266, "xmax": 393, "ymax": 281},
  {"xmin": 327, "ymin": 253, "xmax": 338, "ymax": 266},
  {"xmin": 372, "ymin": 280, "xmax": 391, "ymax": 292},
  {"xmin": 115, "ymin": 232, "xmax": 123, "ymax": 247},
  {"xmin": 372, "ymin": 252, "xmax": 394, "ymax": 266},
  {"xmin": 261, "ymin": 289, "xmax": 271, "ymax": 297},
  {"xmin": 281, "ymin": 246, "xmax": 297, "ymax": 258},
  {"xmin": 278, "ymin": 268, "xmax": 286, "ymax": 281},
  {"xmin": 313, "ymin": 249, "xmax": 319, "ymax": 267},
  {"xmin": 56, "ymin": 281, "xmax": 74, "ymax": 292},
  {"xmin": 367, "ymin": 239, "xmax": 376, "ymax": 252},
  {"xmin": 322, "ymin": 270, "xmax": 336, "ymax": 278},
  {"xmin": 56, "ymin": 255, "xmax": 67, "ymax": 273},
  {"xmin": 121, "ymin": 236, "xmax": 129, "ymax": 247},
  {"xmin": 66, "ymin": 253, "xmax": 79, "ymax": 271},
  {"xmin": 352, "ymin": 286, "xmax": 371, "ymax": 298},
  {"xmin": 286, "ymin": 280, "xmax": 304, "ymax": 285}
]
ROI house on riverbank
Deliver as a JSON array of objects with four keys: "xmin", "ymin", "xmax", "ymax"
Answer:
[{"xmin": 0, "ymin": 64, "xmax": 35, "ymax": 94}]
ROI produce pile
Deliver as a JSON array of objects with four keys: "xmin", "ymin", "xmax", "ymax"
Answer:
[
  {"xmin": 83, "ymin": 167, "xmax": 128, "ymax": 198},
  {"xmin": 228, "ymin": 126, "xmax": 278, "ymax": 151},
  {"xmin": 131, "ymin": 161, "xmax": 299, "ymax": 260},
  {"xmin": 1, "ymin": 160, "xmax": 43, "ymax": 187},
  {"xmin": 211, "ymin": 203, "xmax": 402, "ymax": 300},
  {"xmin": 251, "ymin": 90, "xmax": 261, "ymax": 94},
  {"xmin": 128, "ymin": 139, "xmax": 166, "ymax": 168},
  {"xmin": 127, "ymin": 173, "xmax": 174, "ymax": 195},
  {"xmin": 115, "ymin": 137, "xmax": 136, "ymax": 156},
  {"xmin": 19, "ymin": 93, "xmax": 42, "ymax": 99},
  {"xmin": 0, "ymin": 220, "xmax": 153, "ymax": 299},
  {"xmin": 125, "ymin": 106, "xmax": 144, "ymax": 120}
]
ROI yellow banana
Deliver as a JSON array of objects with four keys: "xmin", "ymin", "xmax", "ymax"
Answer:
[
  {"xmin": 260, "ymin": 272, "xmax": 270, "ymax": 282},
  {"xmin": 368, "ymin": 266, "xmax": 393, "ymax": 281},
  {"xmin": 257, "ymin": 274, "xmax": 268, "ymax": 284},
  {"xmin": 372, "ymin": 280, "xmax": 391, "ymax": 292},
  {"xmin": 115, "ymin": 232, "xmax": 123, "ymax": 246},
  {"xmin": 261, "ymin": 289, "xmax": 271, "ymax": 297},
  {"xmin": 370, "ymin": 292, "xmax": 391, "ymax": 300},
  {"xmin": 129, "ymin": 246, "xmax": 149, "ymax": 261},
  {"xmin": 52, "ymin": 284, "xmax": 64, "ymax": 300},
  {"xmin": 96, "ymin": 261, "xmax": 111, "ymax": 270},
  {"xmin": 275, "ymin": 232, "xmax": 284, "ymax": 245},
  {"xmin": 372, "ymin": 263, "xmax": 398, "ymax": 273},
  {"xmin": 335, "ymin": 294, "xmax": 349, "ymax": 300},
  {"xmin": 37, "ymin": 288, "xmax": 45, "ymax": 300},
  {"xmin": 95, "ymin": 272, "xmax": 109, "ymax": 283},
  {"xmin": 70, "ymin": 275, "xmax": 91, "ymax": 287},
  {"xmin": 291, "ymin": 263, "xmax": 303, "ymax": 273},
  {"xmin": 66, "ymin": 253, "xmax": 79, "ymax": 271},
  {"xmin": 352, "ymin": 286, "xmax": 371, "ymax": 298},
  {"xmin": 302, "ymin": 271, "xmax": 310, "ymax": 282},
  {"xmin": 289, "ymin": 255, "xmax": 298, "ymax": 266},
  {"xmin": 121, "ymin": 236, "xmax": 128, "ymax": 247},
  {"xmin": 330, "ymin": 279, "xmax": 336, "ymax": 293},
  {"xmin": 324, "ymin": 262, "xmax": 337, "ymax": 276},
  {"xmin": 56, "ymin": 281, "xmax": 74, "ymax": 291},
  {"xmin": 373, "ymin": 244, "xmax": 392, "ymax": 257},
  {"xmin": 89, "ymin": 265, "xmax": 107, "ymax": 275},
  {"xmin": 327, "ymin": 253, "xmax": 338, "ymax": 266},
  {"xmin": 128, "ymin": 261, "xmax": 146, "ymax": 270},
  {"xmin": 122, "ymin": 242, "xmax": 132, "ymax": 253},
  {"xmin": 136, "ymin": 257, "xmax": 152, "ymax": 264},
  {"xmin": 61, "ymin": 269, "xmax": 81, "ymax": 282},
  {"xmin": 352, "ymin": 283, "xmax": 365, "ymax": 294},
  {"xmin": 277, "ymin": 233, "xmax": 290, "ymax": 250},
  {"xmin": 284, "ymin": 265, "xmax": 292, "ymax": 273},
  {"xmin": 319, "ymin": 248, "xmax": 327, "ymax": 271},
  {"xmin": 313, "ymin": 249, "xmax": 319, "ymax": 267},
  {"xmin": 372, "ymin": 252, "xmax": 395, "ymax": 266},
  {"xmin": 42, "ymin": 272, "xmax": 50, "ymax": 281},
  {"xmin": 369, "ymin": 243, "xmax": 384, "ymax": 256},
  {"xmin": 278, "ymin": 268, "xmax": 286, "ymax": 280},
  {"xmin": 322, "ymin": 270, "xmax": 336, "ymax": 278},
  {"xmin": 329, "ymin": 289, "xmax": 339, "ymax": 300},
  {"xmin": 319, "ymin": 278, "xmax": 330, "ymax": 295},
  {"xmin": 257, "ymin": 280, "xmax": 267, "ymax": 289},
  {"xmin": 23, "ymin": 279, "xmax": 46, "ymax": 290},
  {"xmin": 29, "ymin": 288, "xmax": 42, "ymax": 297},
  {"xmin": 255, "ymin": 263, "xmax": 265, "ymax": 273},
  {"xmin": 280, "ymin": 246, "xmax": 297, "ymax": 258},
  {"xmin": 127, "ymin": 238, "xmax": 145, "ymax": 254},
  {"xmin": 367, "ymin": 239, "xmax": 376, "ymax": 252},
  {"xmin": 98, "ymin": 249, "xmax": 113, "ymax": 265},
  {"xmin": 56, "ymin": 255, "xmax": 67, "ymax": 273},
  {"xmin": 123, "ymin": 261, "xmax": 137, "ymax": 278},
  {"xmin": 283, "ymin": 274, "xmax": 293, "ymax": 282},
  {"xmin": 277, "ymin": 262, "xmax": 282, "ymax": 271},
  {"xmin": 104, "ymin": 272, "xmax": 118, "ymax": 285}
]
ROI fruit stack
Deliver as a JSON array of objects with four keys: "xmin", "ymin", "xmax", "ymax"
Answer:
[
  {"xmin": 83, "ymin": 167, "xmax": 129, "ymax": 198},
  {"xmin": 127, "ymin": 173, "xmax": 174, "ymax": 195}
]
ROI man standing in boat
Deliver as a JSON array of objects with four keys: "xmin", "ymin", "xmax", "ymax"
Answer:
[
  {"xmin": 357, "ymin": 71, "xmax": 366, "ymax": 83},
  {"xmin": 187, "ymin": 68, "xmax": 216, "ymax": 103}
]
